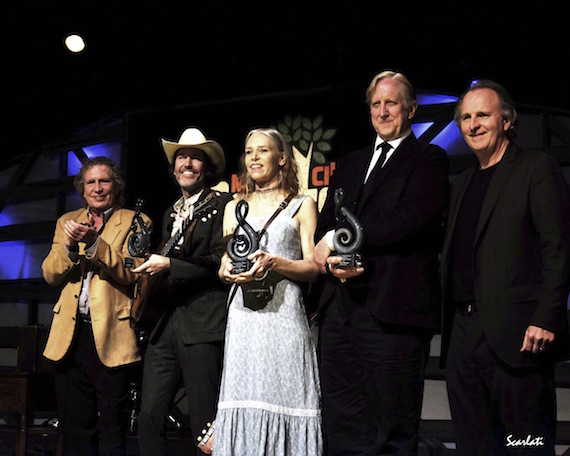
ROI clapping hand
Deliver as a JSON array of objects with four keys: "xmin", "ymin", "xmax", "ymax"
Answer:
[{"xmin": 64, "ymin": 218, "xmax": 98, "ymax": 249}]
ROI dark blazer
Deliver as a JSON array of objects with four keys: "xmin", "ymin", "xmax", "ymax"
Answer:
[
  {"xmin": 150, "ymin": 188, "xmax": 232, "ymax": 345},
  {"xmin": 316, "ymin": 134, "xmax": 449, "ymax": 330},
  {"xmin": 440, "ymin": 144, "xmax": 570, "ymax": 369}
]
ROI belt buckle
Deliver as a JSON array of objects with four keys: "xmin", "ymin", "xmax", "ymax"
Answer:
[{"xmin": 466, "ymin": 303, "xmax": 474, "ymax": 314}]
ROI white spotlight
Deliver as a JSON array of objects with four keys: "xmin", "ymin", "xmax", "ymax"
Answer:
[{"xmin": 64, "ymin": 34, "xmax": 86, "ymax": 53}]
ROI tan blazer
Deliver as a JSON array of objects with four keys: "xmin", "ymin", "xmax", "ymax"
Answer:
[{"xmin": 42, "ymin": 207, "xmax": 153, "ymax": 368}]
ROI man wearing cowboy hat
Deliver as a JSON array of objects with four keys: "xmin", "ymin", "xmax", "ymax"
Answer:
[{"xmin": 134, "ymin": 127, "xmax": 232, "ymax": 456}]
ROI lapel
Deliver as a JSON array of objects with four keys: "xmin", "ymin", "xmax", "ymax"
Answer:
[
  {"xmin": 442, "ymin": 166, "xmax": 475, "ymax": 263},
  {"xmin": 198, "ymin": 187, "xmax": 213, "ymax": 204},
  {"xmin": 100, "ymin": 207, "xmax": 123, "ymax": 246},
  {"xmin": 356, "ymin": 135, "xmax": 416, "ymax": 217},
  {"xmin": 344, "ymin": 148, "xmax": 374, "ymax": 210},
  {"xmin": 179, "ymin": 187, "xmax": 214, "ymax": 248},
  {"xmin": 474, "ymin": 144, "xmax": 517, "ymax": 247},
  {"xmin": 76, "ymin": 208, "xmax": 90, "ymax": 224}
]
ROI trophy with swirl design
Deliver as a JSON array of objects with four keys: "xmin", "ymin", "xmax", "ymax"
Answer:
[
  {"xmin": 125, "ymin": 198, "xmax": 151, "ymax": 269},
  {"xmin": 333, "ymin": 188, "xmax": 364, "ymax": 268},
  {"xmin": 227, "ymin": 200, "xmax": 259, "ymax": 273}
]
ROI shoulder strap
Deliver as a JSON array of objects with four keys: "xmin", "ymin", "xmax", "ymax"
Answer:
[
  {"xmin": 257, "ymin": 193, "xmax": 295, "ymax": 241},
  {"xmin": 285, "ymin": 195, "xmax": 306, "ymax": 218}
]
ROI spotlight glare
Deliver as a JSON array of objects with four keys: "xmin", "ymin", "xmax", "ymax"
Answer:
[{"xmin": 64, "ymin": 34, "xmax": 86, "ymax": 53}]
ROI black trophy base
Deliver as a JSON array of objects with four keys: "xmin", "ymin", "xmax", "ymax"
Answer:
[
  {"xmin": 232, "ymin": 260, "xmax": 252, "ymax": 274},
  {"xmin": 336, "ymin": 253, "xmax": 363, "ymax": 268}
]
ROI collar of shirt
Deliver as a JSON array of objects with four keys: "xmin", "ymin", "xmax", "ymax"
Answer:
[
  {"xmin": 87, "ymin": 206, "xmax": 115, "ymax": 231},
  {"xmin": 363, "ymin": 130, "xmax": 413, "ymax": 184},
  {"xmin": 171, "ymin": 189, "xmax": 204, "ymax": 238},
  {"xmin": 373, "ymin": 129, "xmax": 412, "ymax": 161},
  {"xmin": 172, "ymin": 189, "xmax": 204, "ymax": 218}
]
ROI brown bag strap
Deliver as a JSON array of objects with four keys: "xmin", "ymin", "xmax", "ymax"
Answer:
[{"xmin": 257, "ymin": 193, "xmax": 294, "ymax": 241}]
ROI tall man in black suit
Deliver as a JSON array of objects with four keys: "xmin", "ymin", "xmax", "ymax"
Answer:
[
  {"xmin": 440, "ymin": 81, "xmax": 570, "ymax": 455},
  {"xmin": 134, "ymin": 127, "xmax": 232, "ymax": 456},
  {"xmin": 315, "ymin": 71, "xmax": 449, "ymax": 455}
]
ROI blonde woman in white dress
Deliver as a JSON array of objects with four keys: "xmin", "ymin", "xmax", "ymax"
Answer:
[{"xmin": 203, "ymin": 128, "xmax": 323, "ymax": 455}]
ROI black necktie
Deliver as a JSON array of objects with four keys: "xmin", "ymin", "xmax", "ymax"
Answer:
[
  {"xmin": 376, "ymin": 142, "xmax": 392, "ymax": 169},
  {"xmin": 364, "ymin": 142, "xmax": 392, "ymax": 185}
]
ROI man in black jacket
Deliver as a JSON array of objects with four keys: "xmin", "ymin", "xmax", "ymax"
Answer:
[
  {"xmin": 440, "ymin": 81, "xmax": 570, "ymax": 455},
  {"xmin": 135, "ymin": 127, "xmax": 232, "ymax": 456},
  {"xmin": 314, "ymin": 71, "xmax": 449, "ymax": 455}
]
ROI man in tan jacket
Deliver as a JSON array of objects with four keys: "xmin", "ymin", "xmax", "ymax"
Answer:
[{"xmin": 42, "ymin": 156, "xmax": 152, "ymax": 456}]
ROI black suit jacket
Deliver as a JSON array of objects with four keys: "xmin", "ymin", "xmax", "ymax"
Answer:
[
  {"xmin": 316, "ymin": 134, "xmax": 449, "ymax": 330},
  {"xmin": 440, "ymin": 144, "xmax": 570, "ymax": 369},
  {"xmin": 150, "ymin": 188, "xmax": 233, "ymax": 345}
]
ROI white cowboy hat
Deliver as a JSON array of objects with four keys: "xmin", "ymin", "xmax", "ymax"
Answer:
[{"xmin": 161, "ymin": 127, "xmax": 226, "ymax": 181}]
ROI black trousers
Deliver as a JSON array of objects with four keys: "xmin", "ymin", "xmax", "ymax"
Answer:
[
  {"xmin": 137, "ymin": 314, "xmax": 222, "ymax": 456},
  {"xmin": 446, "ymin": 310, "xmax": 556, "ymax": 456},
  {"xmin": 319, "ymin": 290, "xmax": 430, "ymax": 456},
  {"xmin": 55, "ymin": 319, "xmax": 133, "ymax": 456}
]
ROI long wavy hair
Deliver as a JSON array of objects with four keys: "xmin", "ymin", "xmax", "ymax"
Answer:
[{"xmin": 237, "ymin": 128, "xmax": 300, "ymax": 198}]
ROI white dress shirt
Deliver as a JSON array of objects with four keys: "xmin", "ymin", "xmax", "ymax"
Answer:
[
  {"xmin": 326, "ymin": 130, "xmax": 412, "ymax": 250},
  {"xmin": 171, "ymin": 189, "xmax": 204, "ymax": 243},
  {"xmin": 66, "ymin": 207, "xmax": 115, "ymax": 318},
  {"xmin": 363, "ymin": 130, "xmax": 412, "ymax": 183}
]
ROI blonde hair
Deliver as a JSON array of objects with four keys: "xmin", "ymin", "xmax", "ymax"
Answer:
[
  {"xmin": 237, "ymin": 128, "xmax": 300, "ymax": 197},
  {"xmin": 365, "ymin": 70, "xmax": 417, "ymax": 109}
]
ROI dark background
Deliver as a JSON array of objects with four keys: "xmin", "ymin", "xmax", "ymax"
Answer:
[
  {"xmin": 3, "ymin": 0, "xmax": 569, "ymax": 163},
  {"xmin": 124, "ymin": 85, "xmax": 365, "ymax": 224}
]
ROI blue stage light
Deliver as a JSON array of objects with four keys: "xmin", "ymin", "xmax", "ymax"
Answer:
[
  {"xmin": 417, "ymin": 93, "xmax": 458, "ymax": 105},
  {"xmin": 67, "ymin": 141, "xmax": 122, "ymax": 176},
  {"xmin": 411, "ymin": 122, "xmax": 435, "ymax": 138}
]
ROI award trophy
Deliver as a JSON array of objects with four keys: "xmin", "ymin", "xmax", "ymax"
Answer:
[
  {"xmin": 227, "ymin": 200, "xmax": 259, "ymax": 273},
  {"xmin": 125, "ymin": 198, "xmax": 151, "ymax": 268},
  {"xmin": 332, "ymin": 188, "xmax": 364, "ymax": 268}
]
